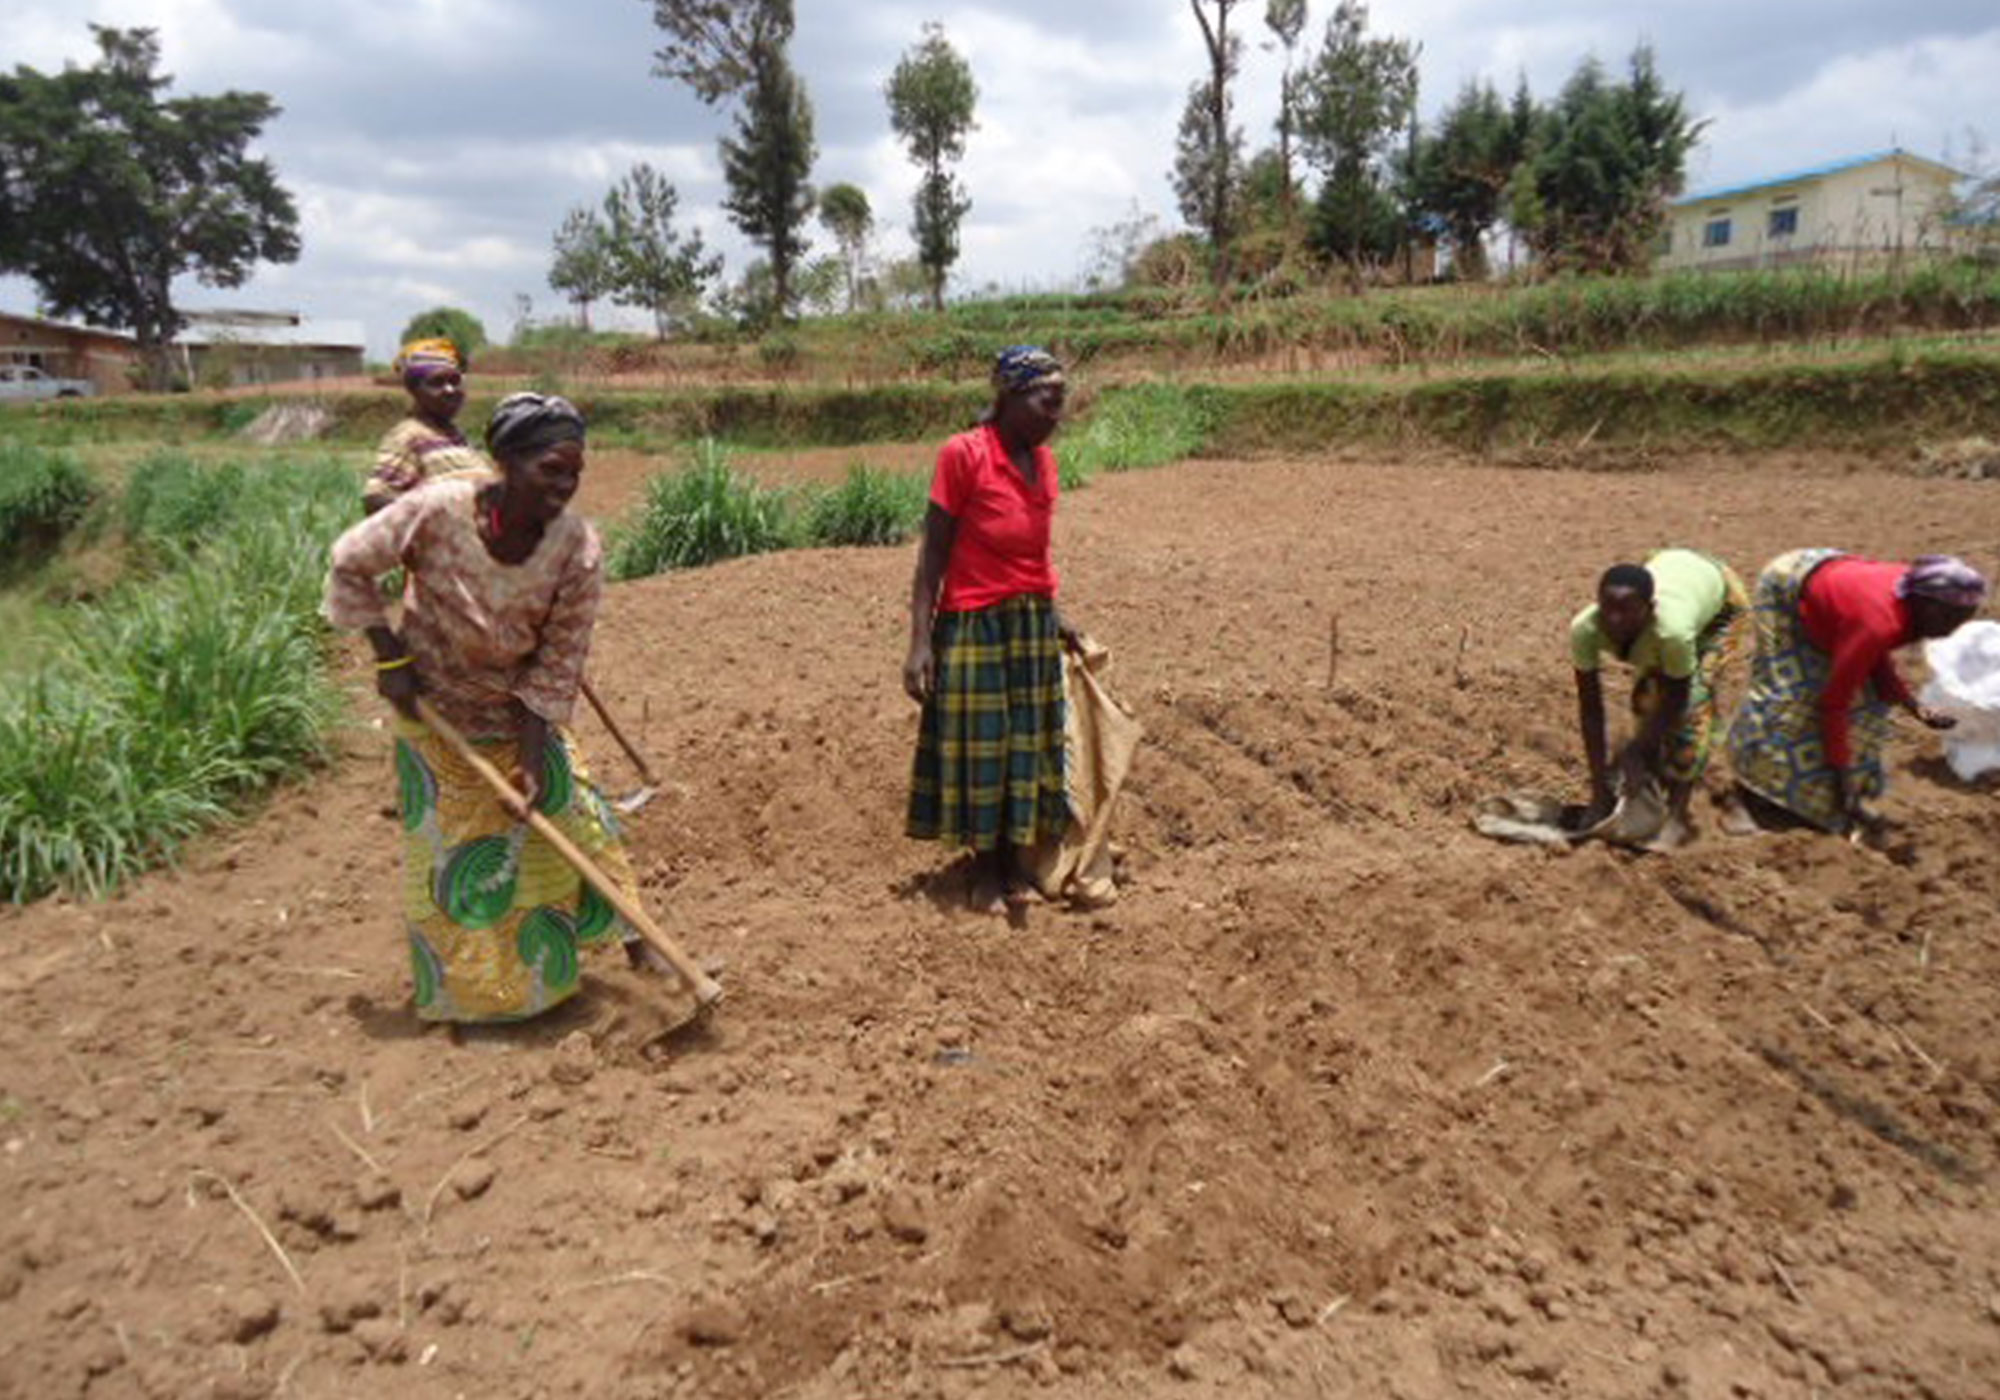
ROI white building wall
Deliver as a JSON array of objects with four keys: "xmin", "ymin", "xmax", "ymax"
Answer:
[{"xmin": 1658, "ymin": 156, "xmax": 1957, "ymax": 273}]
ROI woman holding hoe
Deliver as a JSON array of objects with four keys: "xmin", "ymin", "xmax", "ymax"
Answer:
[
  {"xmin": 326, "ymin": 393, "xmax": 669, "ymax": 1022},
  {"xmin": 905, "ymin": 346, "xmax": 1081, "ymax": 912}
]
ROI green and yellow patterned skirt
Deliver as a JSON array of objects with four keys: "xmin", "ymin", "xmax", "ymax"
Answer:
[
  {"xmin": 1726, "ymin": 548, "xmax": 1894, "ymax": 831},
  {"xmin": 907, "ymin": 594, "xmax": 1070, "ymax": 852},
  {"xmin": 392, "ymin": 716, "xmax": 638, "ymax": 1023}
]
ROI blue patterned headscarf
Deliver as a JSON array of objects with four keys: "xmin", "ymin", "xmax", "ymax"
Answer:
[
  {"xmin": 1898, "ymin": 555, "xmax": 1989, "ymax": 610},
  {"xmin": 485, "ymin": 392, "xmax": 585, "ymax": 461},
  {"xmin": 991, "ymin": 345, "xmax": 1065, "ymax": 396}
]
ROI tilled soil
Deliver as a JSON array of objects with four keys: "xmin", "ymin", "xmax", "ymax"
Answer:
[{"xmin": 5, "ymin": 448, "xmax": 2000, "ymax": 1400}]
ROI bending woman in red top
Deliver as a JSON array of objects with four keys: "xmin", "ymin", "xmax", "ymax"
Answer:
[
  {"xmin": 904, "ymin": 346, "xmax": 1081, "ymax": 911},
  {"xmin": 1727, "ymin": 550, "xmax": 1985, "ymax": 834}
]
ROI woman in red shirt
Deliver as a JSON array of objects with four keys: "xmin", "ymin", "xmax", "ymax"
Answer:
[
  {"xmin": 1728, "ymin": 550, "xmax": 1985, "ymax": 833},
  {"xmin": 904, "ymin": 347, "xmax": 1080, "ymax": 910}
]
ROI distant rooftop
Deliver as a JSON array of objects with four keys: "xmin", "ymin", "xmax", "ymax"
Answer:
[
  {"xmin": 173, "ymin": 318, "xmax": 366, "ymax": 350},
  {"xmin": 1674, "ymin": 148, "xmax": 1964, "ymax": 208}
]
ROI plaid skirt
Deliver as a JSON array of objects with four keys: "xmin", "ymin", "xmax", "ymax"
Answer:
[
  {"xmin": 1630, "ymin": 556, "xmax": 1752, "ymax": 783},
  {"xmin": 907, "ymin": 594, "xmax": 1071, "ymax": 852},
  {"xmin": 1726, "ymin": 549, "xmax": 1893, "ymax": 831}
]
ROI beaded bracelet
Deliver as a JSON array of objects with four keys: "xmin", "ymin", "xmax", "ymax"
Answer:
[{"xmin": 376, "ymin": 654, "xmax": 415, "ymax": 671}]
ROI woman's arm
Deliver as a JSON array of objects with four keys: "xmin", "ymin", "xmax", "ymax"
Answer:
[
  {"xmin": 904, "ymin": 503, "xmax": 956, "ymax": 702},
  {"xmin": 326, "ymin": 496, "xmax": 429, "ymax": 715},
  {"xmin": 1575, "ymin": 668, "xmax": 1612, "ymax": 816}
]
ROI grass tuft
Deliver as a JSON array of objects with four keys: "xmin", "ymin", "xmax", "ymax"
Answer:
[
  {"xmin": 798, "ymin": 465, "xmax": 929, "ymax": 547},
  {"xmin": 0, "ymin": 442, "xmax": 95, "ymax": 562},
  {"xmin": 606, "ymin": 440, "xmax": 792, "ymax": 579}
]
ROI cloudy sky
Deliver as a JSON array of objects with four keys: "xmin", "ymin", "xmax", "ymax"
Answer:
[{"xmin": 7, "ymin": 1, "xmax": 1998, "ymax": 358}]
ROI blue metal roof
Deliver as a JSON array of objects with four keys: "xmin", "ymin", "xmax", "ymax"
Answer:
[{"xmin": 1673, "ymin": 149, "xmax": 1952, "ymax": 208}]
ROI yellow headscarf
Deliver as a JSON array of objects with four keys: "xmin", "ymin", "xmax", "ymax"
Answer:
[{"xmin": 393, "ymin": 338, "xmax": 464, "ymax": 381}]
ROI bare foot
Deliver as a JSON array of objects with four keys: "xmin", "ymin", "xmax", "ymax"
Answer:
[
  {"xmin": 966, "ymin": 872, "xmax": 1007, "ymax": 916},
  {"xmin": 624, "ymin": 939, "xmax": 676, "ymax": 976},
  {"xmin": 1643, "ymin": 812, "xmax": 1696, "ymax": 853},
  {"xmin": 1716, "ymin": 792, "xmax": 1762, "ymax": 837}
]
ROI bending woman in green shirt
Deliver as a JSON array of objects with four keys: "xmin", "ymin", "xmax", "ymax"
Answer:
[{"xmin": 1571, "ymin": 548, "xmax": 1749, "ymax": 844}]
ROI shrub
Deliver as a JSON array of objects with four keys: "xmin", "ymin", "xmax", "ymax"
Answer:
[
  {"xmin": 800, "ymin": 465, "xmax": 929, "ymax": 547},
  {"xmin": 0, "ymin": 443, "xmax": 95, "ymax": 560},
  {"xmin": 607, "ymin": 440, "xmax": 791, "ymax": 579},
  {"xmin": 397, "ymin": 306, "xmax": 488, "ymax": 360},
  {"xmin": 0, "ymin": 457, "xmax": 355, "ymax": 901}
]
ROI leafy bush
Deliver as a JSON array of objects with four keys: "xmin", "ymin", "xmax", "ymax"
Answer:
[
  {"xmin": 607, "ymin": 440, "xmax": 791, "ymax": 579},
  {"xmin": 0, "ymin": 443, "xmax": 95, "ymax": 560},
  {"xmin": 397, "ymin": 306, "xmax": 488, "ymax": 360},
  {"xmin": 799, "ymin": 465, "xmax": 929, "ymax": 547},
  {"xmin": 0, "ymin": 458, "xmax": 355, "ymax": 901}
]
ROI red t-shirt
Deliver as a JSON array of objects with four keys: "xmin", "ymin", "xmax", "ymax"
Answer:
[
  {"xmin": 931, "ymin": 424, "xmax": 1060, "ymax": 613},
  {"xmin": 1798, "ymin": 556, "xmax": 1915, "ymax": 770}
]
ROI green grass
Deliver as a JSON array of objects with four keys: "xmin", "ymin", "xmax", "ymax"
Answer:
[
  {"xmin": 0, "ymin": 457, "xmax": 357, "ymax": 902},
  {"xmin": 1058, "ymin": 383, "xmax": 1212, "ymax": 487},
  {"xmin": 606, "ymin": 439, "xmax": 793, "ymax": 579},
  {"xmin": 797, "ymin": 465, "xmax": 929, "ymax": 547},
  {"xmin": 0, "ymin": 442, "xmax": 95, "ymax": 563}
]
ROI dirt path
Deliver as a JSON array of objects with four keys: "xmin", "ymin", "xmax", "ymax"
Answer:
[{"xmin": 5, "ymin": 450, "xmax": 2000, "ymax": 1399}]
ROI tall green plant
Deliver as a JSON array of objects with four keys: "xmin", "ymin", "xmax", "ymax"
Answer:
[
  {"xmin": 0, "ymin": 443, "xmax": 94, "ymax": 560},
  {"xmin": 607, "ymin": 440, "xmax": 791, "ymax": 578},
  {"xmin": 0, "ymin": 457, "xmax": 354, "ymax": 901}
]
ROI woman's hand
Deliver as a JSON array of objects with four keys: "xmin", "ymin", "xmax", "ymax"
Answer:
[
  {"xmin": 508, "ymin": 712, "xmax": 551, "ymax": 820},
  {"xmin": 367, "ymin": 627, "xmax": 421, "ymax": 719},
  {"xmin": 1910, "ymin": 702, "xmax": 1958, "ymax": 732},
  {"xmin": 903, "ymin": 640, "xmax": 935, "ymax": 704},
  {"xmin": 376, "ymin": 662, "xmax": 421, "ymax": 720},
  {"xmin": 1057, "ymin": 617, "xmax": 1085, "ymax": 654}
]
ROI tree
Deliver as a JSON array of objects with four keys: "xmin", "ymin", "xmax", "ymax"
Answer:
[
  {"xmin": 1410, "ymin": 80, "xmax": 1525, "ymax": 281},
  {"xmin": 0, "ymin": 26, "xmax": 300, "ymax": 389},
  {"xmin": 1173, "ymin": 1, "xmax": 1246, "ymax": 284},
  {"xmin": 1514, "ymin": 47, "xmax": 1702, "ymax": 273},
  {"xmin": 548, "ymin": 206, "xmax": 615, "ymax": 330},
  {"xmin": 400, "ymin": 307, "xmax": 487, "ymax": 358},
  {"xmin": 648, "ymin": 0, "xmax": 816, "ymax": 320},
  {"xmin": 817, "ymin": 182, "xmax": 873, "ymax": 312},
  {"xmin": 601, "ymin": 163, "xmax": 722, "ymax": 338},
  {"xmin": 886, "ymin": 23, "xmax": 978, "ymax": 313},
  {"xmin": 1296, "ymin": 0, "xmax": 1419, "ymax": 286},
  {"xmin": 1264, "ymin": 0, "xmax": 1309, "ymax": 221}
]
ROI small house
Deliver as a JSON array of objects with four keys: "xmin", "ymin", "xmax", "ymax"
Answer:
[
  {"xmin": 1657, "ymin": 149, "xmax": 1963, "ymax": 273},
  {"xmin": 173, "ymin": 310, "xmax": 367, "ymax": 387},
  {"xmin": 0, "ymin": 311, "xmax": 138, "ymax": 393}
]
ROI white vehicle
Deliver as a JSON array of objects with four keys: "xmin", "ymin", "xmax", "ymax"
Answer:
[{"xmin": 0, "ymin": 364, "xmax": 95, "ymax": 400}]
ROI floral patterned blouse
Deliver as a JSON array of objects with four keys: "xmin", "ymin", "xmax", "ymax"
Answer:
[
  {"xmin": 325, "ymin": 478, "xmax": 601, "ymax": 739},
  {"xmin": 363, "ymin": 417, "xmax": 493, "ymax": 511}
]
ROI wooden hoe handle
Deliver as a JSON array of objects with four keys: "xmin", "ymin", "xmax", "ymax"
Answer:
[
  {"xmin": 415, "ymin": 699, "xmax": 722, "ymax": 1007},
  {"xmin": 580, "ymin": 677, "xmax": 659, "ymax": 786}
]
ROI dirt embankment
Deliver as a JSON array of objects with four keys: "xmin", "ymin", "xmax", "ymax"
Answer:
[{"xmin": 4, "ymin": 449, "xmax": 2000, "ymax": 1399}]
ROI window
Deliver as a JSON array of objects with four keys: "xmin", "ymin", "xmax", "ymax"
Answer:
[
  {"xmin": 1768, "ymin": 206, "xmax": 1799, "ymax": 237},
  {"xmin": 1703, "ymin": 218, "xmax": 1732, "ymax": 248}
]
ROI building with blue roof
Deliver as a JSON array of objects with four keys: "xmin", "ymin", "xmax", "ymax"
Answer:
[{"xmin": 1656, "ymin": 149, "xmax": 1963, "ymax": 273}]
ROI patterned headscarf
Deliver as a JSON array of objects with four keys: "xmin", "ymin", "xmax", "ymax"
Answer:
[
  {"xmin": 394, "ymin": 337, "xmax": 464, "ymax": 384},
  {"xmin": 485, "ymin": 392, "xmax": 586, "ymax": 462},
  {"xmin": 1898, "ymin": 555, "xmax": 1989, "ymax": 610},
  {"xmin": 991, "ymin": 345, "xmax": 1065, "ymax": 396}
]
